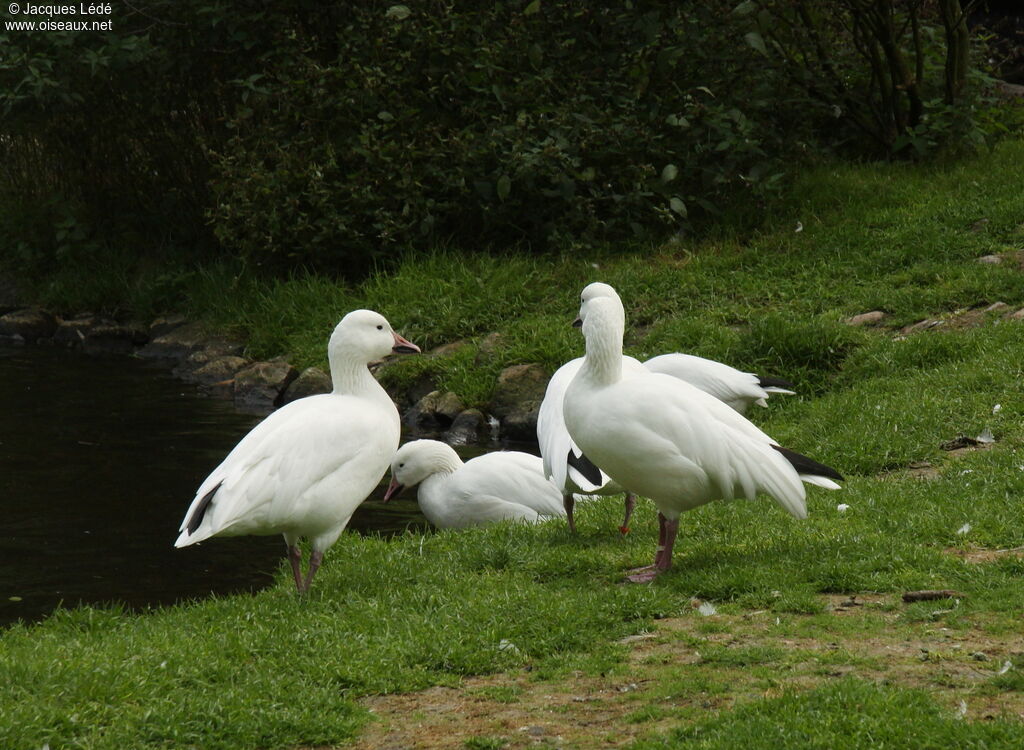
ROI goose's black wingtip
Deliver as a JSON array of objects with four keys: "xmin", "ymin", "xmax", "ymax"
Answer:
[
  {"xmin": 567, "ymin": 448, "xmax": 604, "ymax": 487},
  {"xmin": 772, "ymin": 445, "xmax": 844, "ymax": 482},
  {"xmin": 185, "ymin": 480, "xmax": 223, "ymax": 535},
  {"xmin": 759, "ymin": 375, "xmax": 797, "ymax": 390}
]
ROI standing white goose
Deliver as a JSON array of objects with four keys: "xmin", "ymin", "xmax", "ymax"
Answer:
[
  {"xmin": 538, "ymin": 284, "xmax": 795, "ymax": 535},
  {"xmin": 562, "ymin": 283, "xmax": 841, "ymax": 582},
  {"xmin": 537, "ymin": 356, "xmax": 642, "ymax": 534},
  {"xmin": 383, "ymin": 439, "xmax": 565, "ymax": 529},
  {"xmin": 175, "ymin": 309, "xmax": 420, "ymax": 592}
]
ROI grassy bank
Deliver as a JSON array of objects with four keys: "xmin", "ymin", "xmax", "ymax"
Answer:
[{"xmin": 3, "ymin": 138, "xmax": 1024, "ymax": 748}]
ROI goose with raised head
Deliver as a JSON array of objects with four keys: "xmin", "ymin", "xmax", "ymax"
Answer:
[
  {"xmin": 562, "ymin": 283, "xmax": 841, "ymax": 582},
  {"xmin": 538, "ymin": 286, "xmax": 794, "ymax": 535},
  {"xmin": 383, "ymin": 439, "xmax": 565, "ymax": 529},
  {"xmin": 175, "ymin": 309, "xmax": 420, "ymax": 592},
  {"xmin": 537, "ymin": 356, "xmax": 642, "ymax": 535}
]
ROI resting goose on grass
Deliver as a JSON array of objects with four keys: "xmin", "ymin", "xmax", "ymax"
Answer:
[
  {"xmin": 383, "ymin": 439, "xmax": 565, "ymax": 529},
  {"xmin": 175, "ymin": 309, "xmax": 420, "ymax": 592},
  {"xmin": 538, "ymin": 285, "xmax": 795, "ymax": 535},
  {"xmin": 562, "ymin": 283, "xmax": 841, "ymax": 583}
]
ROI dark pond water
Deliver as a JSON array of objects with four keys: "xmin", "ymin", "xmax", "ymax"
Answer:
[{"xmin": 0, "ymin": 344, "xmax": 439, "ymax": 627}]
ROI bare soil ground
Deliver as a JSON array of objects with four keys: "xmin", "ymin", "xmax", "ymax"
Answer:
[{"xmin": 337, "ymin": 594, "xmax": 1024, "ymax": 749}]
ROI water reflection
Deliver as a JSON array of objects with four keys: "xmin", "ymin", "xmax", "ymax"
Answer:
[{"xmin": 0, "ymin": 344, "xmax": 451, "ymax": 626}]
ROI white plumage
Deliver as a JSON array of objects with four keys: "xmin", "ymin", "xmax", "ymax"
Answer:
[
  {"xmin": 174, "ymin": 309, "xmax": 420, "ymax": 592},
  {"xmin": 536, "ymin": 356, "xmax": 643, "ymax": 534},
  {"xmin": 384, "ymin": 439, "xmax": 565, "ymax": 529},
  {"xmin": 537, "ymin": 287, "xmax": 794, "ymax": 534},
  {"xmin": 643, "ymin": 353, "xmax": 794, "ymax": 413},
  {"xmin": 562, "ymin": 283, "xmax": 841, "ymax": 582}
]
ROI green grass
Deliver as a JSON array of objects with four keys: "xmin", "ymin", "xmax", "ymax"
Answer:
[
  {"xmin": 633, "ymin": 679, "xmax": 1024, "ymax": 749},
  {"xmin": 2, "ymin": 138, "xmax": 1024, "ymax": 747}
]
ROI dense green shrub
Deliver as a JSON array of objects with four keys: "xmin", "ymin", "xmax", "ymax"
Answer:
[
  {"xmin": 733, "ymin": 0, "xmax": 1006, "ymax": 157},
  {"xmin": 208, "ymin": 2, "xmax": 801, "ymax": 271},
  {"xmin": 0, "ymin": 1, "xmax": 1015, "ymax": 277}
]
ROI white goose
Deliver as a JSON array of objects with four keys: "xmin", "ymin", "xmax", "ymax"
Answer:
[
  {"xmin": 537, "ymin": 356, "xmax": 642, "ymax": 534},
  {"xmin": 175, "ymin": 309, "xmax": 420, "ymax": 592},
  {"xmin": 563, "ymin": 283, "xmax": 841, "ymax": 582},
  {"xmin": 538, "ymin": 285, "xmax": 795, "ymax": 535},
  {"xmin": 383, "ymin": 439, "xmax": 565, "ymax": 529}
]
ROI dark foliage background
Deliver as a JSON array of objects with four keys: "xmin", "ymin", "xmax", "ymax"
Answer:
[{"xmin": 0, "ymin": 1, "xmax": 1014, "ymax": 277}]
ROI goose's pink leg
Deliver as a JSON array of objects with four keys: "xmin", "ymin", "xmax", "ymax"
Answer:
[
  {"xmin": 300, "ymin": 550, "xmax": 324, "ymax": 593},
  {"xmin": 288, "ymin": 545, "xmax": 304, "ymax": 591},
  {"xmin": 656, "ymin": 518, "xmax": 680, "ymax": 573},
  {"xmin": 619, "ymin": 493, "xmax": 637, "ymax": 535},
  {"xmin": 627, "ymin": 512, "xmax": 668, "ymax": 583}
]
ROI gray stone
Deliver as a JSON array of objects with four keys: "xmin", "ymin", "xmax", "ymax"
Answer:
[
  {"xmin": 435, "ymin": 392, "xmax": 465, "ymax": 422},
  {"xmin": 83, "ymin": 321, "xmax": 148, "ymax": 354},
  {"xmin": 172, "ymin": 340, "xmax": 247, "ymax": 380},
  {"xmin": 148, "ymin": 315, "xmax": 188, "ymax": 339},
  {"xmin": 233, "ymin": 358, "xmax": 299, "ymax": 413},
  {"xmin": 281, "ymin": 366, "xmax": 332, "ymax": 404},
  {"xmin": 404, "ymin": 374, "xmax": 438, "ymax": 407},
  {"xmin": 0, "ymin": 308, "xmax": 58, "ymax": 343},
  {"xmin": 475, "ymin": 332, "xmax": 504, "ymax": 363},
  {"xmin": 53, "ymin": 315, "xmax": 99, "ymax": 346},
  {"xmin": 900, "ymin": 318, "xmax": 944, "ymax": 335},
  {"xmin": 1006, "ymin": 307, "xmax": 1024, "ymax": 321},
  {"xmin": 136, "ymin": 322, "xmax": 210, "ymax": 362},
  {"xmin": 446, "ymin": 408, "xmax": 486, "ymax": 445},
  {"xmin": 984, "ymin": 301, "xmax": 1009, "ymax": 313},
  {"xmin": 190, "ymin": 355, "xmax": 252, "ymax": 386},
  {"xmin": 404, "ymin": 390, "xmax": 466, "ymax": 433},
  {"xmin": 845, "ymin": 310, "xmax": 887, "ymax": 327},
  {"xmin": 489, "ymin": 363, "xmax": 548, "ymax": 442},
  {"xmin": 977, "ymin": 254, "xmax": 1003, "ymax": 265},
  {"xmin": 404, "ymin": 391, "xmax": 444, "ymax": 431}
]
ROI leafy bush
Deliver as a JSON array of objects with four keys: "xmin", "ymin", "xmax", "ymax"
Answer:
[
  {"xmin": 0, "ymin": 1, "xmax": 1016, "ymax": 277},
  {"xmin": 207, "ymin": 1, "xmax": 801, "ymax": 271},
  {"xmin": 733, "ymin": 0, "xmax": 1009, "ymax": 158}
]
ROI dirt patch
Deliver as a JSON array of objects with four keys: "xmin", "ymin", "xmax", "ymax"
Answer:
[
  {"xmin": 896, "ymin": 299, "xmax": 1024, "ymax": 338},
  {"xmin": 338, "ymin": 601, "xmax": 1024, "ymax": 749},
  {"xmin": 879, "ymin": 461, "xmax": 941, "ymax": 481},
  {"xmin": 945, "ymin": 546, "xmax": 1024, "ymax": 564}
]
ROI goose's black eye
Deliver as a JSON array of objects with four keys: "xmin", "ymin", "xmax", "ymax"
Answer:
[
  {"xmin": 376, "ymin": 325, "xmax": 383, "ymax": 330},
  {"xmin": 398, "ymin": 462, "xmax": 405, "ymax": 468}
]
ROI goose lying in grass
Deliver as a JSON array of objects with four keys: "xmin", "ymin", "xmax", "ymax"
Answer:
[
  {"xmin": 563, "ymin": 283, "xmax": 841, "ymax": 582},
  {"xmin": 538, "ymin": 285, "xmax": 795, "ymax": 535},
  {"xmin": 383, "ymin": 439, "xmax": 565, "ymax": 529},
  {"xmin": 175, "ymin": 309, "xmax": 420, "ymax": 592}
]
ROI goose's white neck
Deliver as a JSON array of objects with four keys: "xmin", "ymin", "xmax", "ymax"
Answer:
[
  {"xmin": 325, "ymin": 352, "xmax": 382, "ymax": 397},
  {"xmin": 579, "ymin": 305, "xmax": 625, "ymax": 386},
  {"xmin": 328, "ymin": 343, "xmax": 385, "ymax": 398}
]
